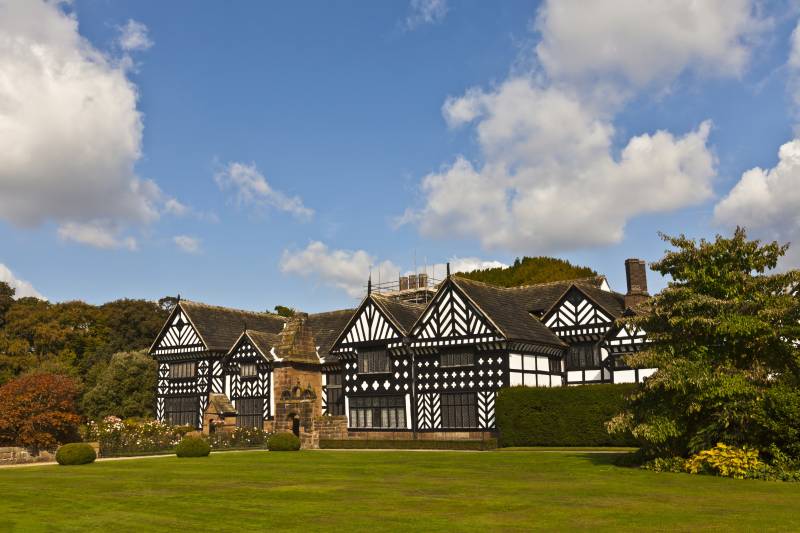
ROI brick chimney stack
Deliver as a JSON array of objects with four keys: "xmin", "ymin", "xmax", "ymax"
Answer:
[{"xmin": 624, "ymin": 258, "xmax": 649, "ymax": 309}]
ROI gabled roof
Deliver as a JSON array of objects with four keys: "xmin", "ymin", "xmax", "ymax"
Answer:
[
  {"xmin": 178, "ymin": 300, "xmax": 287, "ymax": 352},
  {"xmin": 449, "ymin": 277, "xmax": 567, "ymax": 348},
  {"xmin": 240, "ymin": 329, "xmax": 281, "ymax": 360},
  {"xmin": 307, "ymin": 309, "xmax": 356, "ymax": 357},
  {"xmin": 328, "ymin": 292, "xmax": 426, "ymax": 355},
  {"xmin": 371, "ymin": 293, "xmax": 426, "ymax": 334}
]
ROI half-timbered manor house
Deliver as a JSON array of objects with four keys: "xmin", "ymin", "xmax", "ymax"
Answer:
[{"xmin": 149, "ymin": 258, "xmax": 653, "ymax": 443}]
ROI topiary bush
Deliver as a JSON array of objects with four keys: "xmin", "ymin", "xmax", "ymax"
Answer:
[
  {"xmin": 175, "ymin": 435, "xmax": 210, "ymax": 457},
  {"xmin": 268, "ymin": 432, "xmax": 300, "ymax": 451},
  {"xmin": 496, "ymin": 384, "xmax": 638, "ymax": 447},
  {"xmin": 56, "ymin": 443, "xmax": 96, "ymax": 465}
]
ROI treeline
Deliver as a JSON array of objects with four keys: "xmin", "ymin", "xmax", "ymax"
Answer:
[
  {"xmin": 0, "ymin": 283, "xmax": 171, "ymax": 420},
  {"xmin": 457, "ymin": 256, "xmax": 597, "ymax": 287}
]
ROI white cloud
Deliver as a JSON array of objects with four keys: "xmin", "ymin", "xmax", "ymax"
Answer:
[
  {"xmin": 164, "ymin": 198, "xmax": 189, "ymax": 217},
  {"xmin": 407, "ymin": 78, "xmax": 716, "ymax": 252},
  {"xmin": 535, "ymin": 0, "xmax": 766, "ymax": 88},
  {"xmin": 0, "ymin": 1, "xmax": 179, "ymax": 249},
  {"xmin": 0, "ymin": 263, "xmax": 44, "ymax": 300},
  {"xmin": 117, "ymin": 19, "xmax": 153, "ymax": 52},
  {"xmin": 405, "ymin": 0, "xmax": 448, "ymax": 30},
  {"xmin": 57, "ymin": 221, "xmax": 137, "ymax": 251},
  {"xmin": 714, "ymin": 140, "xmax": 800, "ymax": 259},
  {"xmin": 214, "ymin": 162, "xmax": 313, "ymax": 220},
  {"xmin": 280, "ymin": 241, "xmax": 398, "ymax": 298},
  {"xmin": 280, "ymin": 241, "xmax": 505, "ymax": 297},
  {"xmin": 173, "ymin": 235, "xmax": 201, "ymax": 254}
]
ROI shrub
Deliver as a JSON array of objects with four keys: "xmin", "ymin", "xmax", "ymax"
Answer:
[
  {"xmin": 56, "ymin": 443, "xmax": 96, "ymax": 465},
  {"xmin": 268, "ymin": 432, "xmax": 300, "ymax": 451},
  {"xmin": 685, "ymin": 443, "xmax": 763, "ymax": 479},
  {"xmin": 641, "ymin": 457, "xmax": 686, "ymax": 473},
  {"xmin": 176, "ymin": 436, "xmax": 210, "ymax": 457},
  {"xmin": 319, "ymin": 439, "xmax": 497, "ymax": 450},
  {"xmin": 496, "ymin": 384, "xmax": 637, "ymax": 447}
]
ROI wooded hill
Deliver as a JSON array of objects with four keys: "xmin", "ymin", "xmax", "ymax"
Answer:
[{"xmin": 457, "ymin": 256, "xmax": 597, "ymax": 287}]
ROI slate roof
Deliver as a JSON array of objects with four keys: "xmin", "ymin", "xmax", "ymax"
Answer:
[
  {"xmin": 371, "ymin": 293, "xmax": 426, "ymax": 334},
  {"xmin": 243, "ymin": 330, "xmax": 280, "ymax": 359},
  {"xmin": 450, "ymin": 277, "xmax": 567, "ymax": 348},
  {"xmin": 307, "ymin": 309, "xmax": 356, "ymax": 357},
  {"xmin": 179, "ymin": 300, "xmax": 287, "ymax": 352}
]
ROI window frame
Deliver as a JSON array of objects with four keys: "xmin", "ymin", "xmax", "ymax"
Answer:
[
  {"xmin": 439, "ymin": 350, "xmax": 475, "ymax": 368},
  {"xmin": 357, "ymin": 349, "xmax": 392, "ymax": 374},
  {"xmin": 168, "ymin": 361, "xmax": 196, "ymax": 379},
  {"xmin": 164, "ymin": 396, "xmax": 198, "ymax": 427},
  {"xmin": 349, "ymin": 395, "xmax": 406, "ymax": 429},
  {"xmin": 236, "ymin": 398, "xmax": 262, "ymax": 428},
  {"xmin": 239, "ymin": 362, "xmax": 258, "ymax": 378},
  {"xmin": 440, "ymin": 392, "xmax": 478, "ymax": 429},
  {"xmin": 566, "ymin": 342, "xmax": 602, "ymax": 370}
]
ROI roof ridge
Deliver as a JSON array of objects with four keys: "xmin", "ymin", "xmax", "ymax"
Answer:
[
  {"xmin": 181, "ymin": 299, "xmax": 288, "ymax": 320},
  {"xmin": 453, "ymin": 274, "xmax": 605, "ymax": 292},
  {"xmin": 371, "ymin": 292, "xmax": 426, "ymax": 309},
  {"xmin": 307, "ymin": 308, "xmax": 356, "ymax": 317}
]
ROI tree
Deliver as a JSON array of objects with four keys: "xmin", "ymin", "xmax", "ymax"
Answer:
[
  {"xmin": 273, "ymin": 305, "xmax": 296, "ymax": 317},
  {"xmin": 458, "ymin": 256, "xmax": 596, "ymax": 287},
  {"xmin": 608, "ymin": 228, "xmax": 800, "ymax": 459},
  {"xmin": 0, "ymin": 373, "xmax": 81, "ymax": 451},
  {"xmin": 82, "ymin": 350, "xmax": 157, "ymax": 420},
  {"xmin": 0, "ymin": 281, "xmax": 14, "ymax": 327}
]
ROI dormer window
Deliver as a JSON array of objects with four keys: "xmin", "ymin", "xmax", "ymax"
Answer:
[
  {"xmin": 239, "ymin": 363, "xmax": 257, "ymax": 378},
  {"xmin": 168, "ymin": 362, "xmax": 196, "ymax": 379}
]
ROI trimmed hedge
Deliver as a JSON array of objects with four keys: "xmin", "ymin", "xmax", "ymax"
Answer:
[
  {"xmin": 268, "ymin": 432, "xmax": 301, "ymax": 451},
  {"xmin": 56, "ymin": 443, "xmax": 96, "ymax": 465},
  {"xmin": 175, "ymin": 436, "xmax": 210, "ymax": 457},
  {"xmin": 496, "ymin": 384, "xmax": 638, "ymax": 447},
  {"xmin": 320, "ymin": 439, "xmax": 497, "ymax": 450}
]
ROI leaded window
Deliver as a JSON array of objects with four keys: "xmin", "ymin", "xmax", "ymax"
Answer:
[
  {"xmin": 239, "ymin": 363, "xmax": 257, "ymax": 378},
  {"xmin": 326, "ymin": 372, "xmax": 344, "ymax": 416},
  {"xmin": 566, "ymin": 343, "xmax": 601, "ymax": 370},
  {"xmin": 168, "ymin": 362, "xmax": 196, "ymax": 379},
  {"xmin": 440, "ymin": 351, "xmax": 474, "ymax": 368},
  {"xmin": 165, "ymin": 396, "xmax": 198, "ymax": 427},
  {"xmin": 441, "ymin": 392, "xmax": 477, "ymax": 428},
  {"xmin": 236, "ymin": 398, "xmax": 262, "ymax": 428},
  {"xmin": 357, "ymin": 350, "xmax": 391, "ymax": 374},
  {"xmin": 349, "ymin": 396, "xmax": 405, "ymax": 428}
]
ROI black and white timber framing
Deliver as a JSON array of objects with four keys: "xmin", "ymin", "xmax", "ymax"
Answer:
[{"xmin": 150, "ymin": 259, "xmax": 655, "ymax": 434}]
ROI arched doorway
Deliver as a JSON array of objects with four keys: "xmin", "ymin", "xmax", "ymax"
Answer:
[{"xmin": 289, "ymin": 413, "xmax": 300, "ymax": 436}]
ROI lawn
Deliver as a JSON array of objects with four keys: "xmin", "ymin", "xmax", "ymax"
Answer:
[{"xmin": 1, "ymin": 450, "xmax": 799, "ymax": 532}]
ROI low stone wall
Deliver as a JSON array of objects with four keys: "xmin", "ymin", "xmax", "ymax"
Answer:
[
  {"xmin": 0, "ymin": 447, "xmax": 54, "ymax": 464},
  {"xmin": 316, "ymin": 416, "xmax": 347, "ymax": 440}
]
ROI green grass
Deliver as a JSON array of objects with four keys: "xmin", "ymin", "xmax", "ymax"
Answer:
[{"xmin": 0, "ymin": 450, "xmax": 799, "ymax": 532}]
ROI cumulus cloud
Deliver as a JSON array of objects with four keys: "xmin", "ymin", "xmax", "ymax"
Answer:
[
  {"xmin": 280, "ymin": 242, "xmax": 398, "ymax": 298},
  {"xmin": 173, "ymin": 235, "xmax": 201, "ymax": 254},
  {"xmin": 117, "ymin": 19, "xmax": 153, "ymax": 52},
  {"xmin": 280, "ymin": 241, "xmax": 505, "ymax": 297},
  {"xmin": 535, "ymin": 0, "xmax": 765, "ymax": 88},
  {"xmin": 214, "ymin": 162, "xmax": 313, "ymax": 220},
  {"xmin": 402, "ymin": 0, "xmax": 766, "ymax": 253},
  {"xmin": 0, "ymin": 1, "xmax": 180, "ymax": 249},
  {"xmin": 57, "ymin": 221, "xmax": 137, "ymax": 251},
  {"xmin": 405, "ymin": 0, "xmax": 448, "ymax": 30},
  {"xmin": 0, "ymin": 263, "xmax": 44, "ymax": 300},
  {"xmin": 714, "ymin": 140, "xmax": 800, "ymax": 263},
  {"xmin": 407, "ymin": 79, "xmax": 716, "ymax": 252}
]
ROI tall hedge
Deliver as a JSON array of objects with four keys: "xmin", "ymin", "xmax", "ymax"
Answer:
[{"xmin": 496, "ymin": 384, "xmax": 638, "ymax": 447}]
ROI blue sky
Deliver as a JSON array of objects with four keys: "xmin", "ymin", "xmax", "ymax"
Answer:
[{"xmin": 2, "ymin": 0, "xmax": 800, "ymax": 312}]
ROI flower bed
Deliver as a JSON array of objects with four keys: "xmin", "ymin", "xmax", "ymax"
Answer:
[
  {"xmin": 84, "ymin": 416, "xmax": 191, "ymax": 456},
  {"xmin": 84, "ymin": 417, "xmax": 271, "ymax": 456}
]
